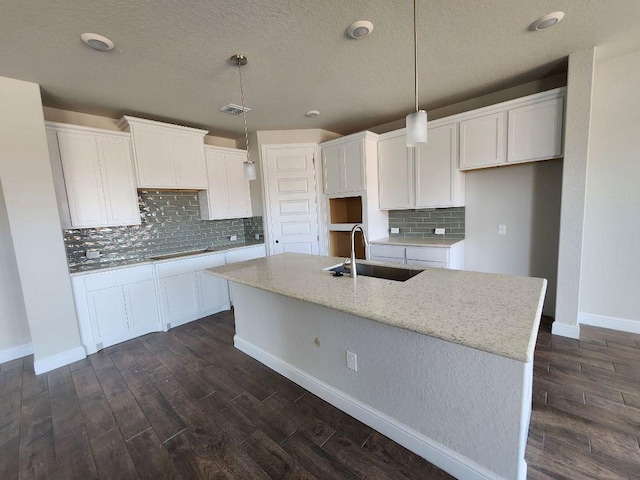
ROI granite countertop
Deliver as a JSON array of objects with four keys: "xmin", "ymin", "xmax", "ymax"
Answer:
[
  {"xmin": 370, "ymin": 237, "xmax": 464, "ymax": 248},
  {"xmin": 206, "ymin": 253, "xmax": 546, "ymax": 363},
  {"xmin": 69, "ymin": 241, "xmax": 265, "ymax": 275}
]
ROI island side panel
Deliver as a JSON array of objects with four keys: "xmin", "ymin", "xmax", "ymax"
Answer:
[{"xmin": 230, "ymin": 282, "xmax": 531, "ymax": 480}]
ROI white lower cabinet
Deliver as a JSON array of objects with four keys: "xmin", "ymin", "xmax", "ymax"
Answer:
[
  {"xmin": 370, "ymin": 241, "xmax": 464, "ymax": 270},
  {"xmin": 71, "ymin": 265, "xmax": 162, "ymax": 354},
  {"xmin": 156, "ymin": 252, "xmax": 230, "ymax": 329}
]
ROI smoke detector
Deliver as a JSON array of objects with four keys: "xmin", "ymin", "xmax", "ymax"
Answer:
[
  {"xmin": 80, "ymin": 33, "xmax": 115, "ymax": 51},
  {"xmin": 530, "ymin": 12, "xmax": 565, "ymax": 31},
  {"xmin": 220, "ymin": 103, "xmax": 251, "ymax": 115},
  {"xmin": 347, "ymin": 20, "xmax": 374, "ymax": 39}
]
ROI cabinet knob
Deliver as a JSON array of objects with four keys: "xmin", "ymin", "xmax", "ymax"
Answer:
[{"xmin": 275, "ymin": 240, "xmax": 279, "ymax": 244}]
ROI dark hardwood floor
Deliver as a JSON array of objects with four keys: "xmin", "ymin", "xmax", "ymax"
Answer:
[{"xmin": 1, "ymin": 312, "xmax": 639, "ymax": 479}]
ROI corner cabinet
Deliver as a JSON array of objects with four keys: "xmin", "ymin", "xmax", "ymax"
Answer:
[
  {"xmin": 46, "ymin": 123, "xmax": 141, "ymax": 229},
  {"xmin": 71, "ymin": 265, "xmax": 162, "ymax": 355},
  {"xmin": 118, "ymin": 116, "xmax": 208, "ymax": 189},
  {"xmin": 458, "ymin": 88, "xmax": 565, "ymax": 171},
  {"xmin": 378, "ymin": 123, "xmax": 464, "ymax": 210},
  {"xmin": 198, "ymin": 146, "xmax": 252, "ymax": 220}
]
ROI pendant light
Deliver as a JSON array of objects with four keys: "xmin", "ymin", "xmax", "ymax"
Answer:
[
  {"xmin": 406, "ymin": 0, "xmax": 427, "ymax": 147},
  {"xmin": 231, "ymin": 54, "xmax": 257, "ymax": 180}
]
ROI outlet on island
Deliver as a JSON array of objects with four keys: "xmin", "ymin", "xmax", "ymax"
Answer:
[{"xmin": 346, "ymin": 350, "xmax": 357, "ymax": 371}]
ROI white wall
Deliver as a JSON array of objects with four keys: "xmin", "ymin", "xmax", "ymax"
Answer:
[
  {"xmin": 465, "ymin": 160, "xmax": 563, "ymax": 316},
  {"xmin": 579, "ymin": 49, "xmax": 640, "ymax": 326},
  {"xmin": 0, "ymin": 179, "xmax": 31, "ymax": 354},
  {"xmin": 0, "ymin": 76, "xmax": 83, "ymax": 368}
]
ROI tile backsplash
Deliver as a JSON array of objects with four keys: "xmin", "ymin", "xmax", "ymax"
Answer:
[
  {"xmin": 64, "ymin": 190, "xmax": 263, "ymax": 270},
  {"xmin": 388, "ymin": 207, "xmax": 465, "ymax": 239}
]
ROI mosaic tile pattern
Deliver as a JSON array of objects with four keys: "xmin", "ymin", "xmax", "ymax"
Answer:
[
  {"xmin": 388, "ymin": 207, "xmax": 465, "ymax": 239},
  {"xmin": 64, "ymin": 190, "xmax": 263, "ymax": 270}
]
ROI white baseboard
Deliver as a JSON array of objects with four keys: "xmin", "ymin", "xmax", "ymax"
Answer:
[
  {"xmin": 0, "ymin": 342, "xmax": 33, "ymax": 364},
  {"xmin": 551, "ymin": 321, "xmax": 580, "ymax": 339},
  {"xmin": 579, "ymin": 312, "xmax": 640, "ymax": 334},
  {"xmin": 234, "ymin": 336, "xmax": 507, "ymax": 480},
  {"xmin": 34, "ymin": 346, "xmax": 86, "ymax": 375}
]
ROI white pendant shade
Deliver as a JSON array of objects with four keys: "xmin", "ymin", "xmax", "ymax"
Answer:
[
  {"xmin": 406, "ymin": 110, "xmax": 428, "ymax": 147},
  {"xmin": 244, "ymin": 161, "xmax": 257, "ymax": 181}
]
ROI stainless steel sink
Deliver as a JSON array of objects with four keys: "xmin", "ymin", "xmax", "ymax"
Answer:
[{"xmin": 325, "ymin": 263, "xmax": 423, "ymax": 282}]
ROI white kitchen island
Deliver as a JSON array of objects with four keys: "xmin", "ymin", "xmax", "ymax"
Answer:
[{"xmin": 206, "ymin": 253, "xmax": 546, "ymax": 480}]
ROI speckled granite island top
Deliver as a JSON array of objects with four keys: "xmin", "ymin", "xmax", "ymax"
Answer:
[{"xmin": 207, "ymin": 253, "xmax": 546, "ymax": 363}]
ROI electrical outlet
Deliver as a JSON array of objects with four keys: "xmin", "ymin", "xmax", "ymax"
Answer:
[
  {"xmin": 228, "ymin": 235, "xmax": 237, "ymax": 241},
  {"xmin": 86, "ymin": 250, "xmax": 100, "ymax": 259},
  {"xmin": 390, "ymin": 227, "xmax": 400, "ymax": 234},
  {"xmin": 498, "ymin": 224, "xmax": 507, "ymax": 235},
  {"xmin": 255, "ymin": 234, "xmax": 261, "ymax": 240},
  {"xmin": 435, "ymin": 228, "xmax": 445, "ymax": 235},
  {"xmin": 346, "ymin": 351, "xmax": 357, "ymax": 371}
]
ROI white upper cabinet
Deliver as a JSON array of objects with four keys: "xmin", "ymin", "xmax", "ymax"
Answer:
[
  {"xmin": 377, "ymin": 131, "xmax": 414, "ymax": 209},
  {"xmin": 507, "ymin": 97, "xmax": 564, "ymax": 164},
  {"xmin": 378, "ymin": 123, "xmax": 463, "ymax": 210},
  {"xmin": 321, "ymin": 135, "xmax": 366, "ymax": 195},
  {"xmin": 46, "ymin": 123, "xmax": 140, "ymax": 229},
  {"xmin": 198, "ymin": 146, "xmax": 252, "ymax": 220},
  {"xmin": 118, "ymin": 116, "xmax": 208, "ymax": 189},
  {"xmin": 458, "ymin": 88, "xmax": 566, "ymax": 171},
  {"xmin": 415, "ymin": 123, "xmax": 464, "ymax": 208},
  {"xmin": 459, "ymin": 112, "xmax": 506, "ymax": 170}
]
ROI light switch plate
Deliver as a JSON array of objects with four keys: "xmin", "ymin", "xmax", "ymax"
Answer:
[{"xmin": 498, "ymin": 225, "xmax": 507, "ymax": 235}]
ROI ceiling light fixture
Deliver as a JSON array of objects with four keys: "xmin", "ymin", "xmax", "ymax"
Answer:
[
  {"xmin": 406, "ymin": 0, "xmax": 427, "ymax": 147},
  {"xmin": 347, "ymin": 20, "xmax": 374, "ymax": 39},
  {"xmin": 231, "ymin": 54, "xmax": 256, "ymax": 181},
  {"xmin": 530, "ymin": 12, "xmax": 565, "ymax": 31},
  {"xmin": 80, "ymin": 33, "xmax": 114, "ymax": 51}
]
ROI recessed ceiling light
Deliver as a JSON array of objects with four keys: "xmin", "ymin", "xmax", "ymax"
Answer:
[
  {"xmin": 347, "ymin": 20, "xmax": 374, "ymax": 39},
  {"xmin": 530, "ymin": 12, "xmax": 565, "ymax": 31},
  {"xmin": 305, "ymin": 110, "xmax": 320, "ymax": 118},
  {"xmin": 80, "ymin": 33, "xmax": 115, "ymax": 51}
]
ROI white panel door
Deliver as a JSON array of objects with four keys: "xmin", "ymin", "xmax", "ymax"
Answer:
[
  {"xmin": 459, "ymin": 112, "xmax": 506, "ymax": 169},
  {"xmin": 507, "ymin": 97, "xmax": 564, "ymax": 163},
  {"xmin": 322, "ymin": 144, "xmax": 342, "ymax": 195},
  {"xmin": 131, "ymin": 125, "xmax": 174, "ymax": 187},
  {"xmin": 171, "ymin": 133, "xmax": 207, "ymax": 189},
  {"xmin": 225, "ymin": 152, "xmax": 252, "ymax": 218},
  {"xmin": 342, "ymin": 139, "xmax": 365, "ymax": 192},
  {"xmin": 86, "ymin": 286, "xmax": 129, "ymax": 344},
  {"xmin": 415, "ymin": 123, "xmax": 457, "ymax": 208},
  {"xmin": 56, "ymin": 131, "xmax": 108, "ymax": 227},
  {"xmin": 377, "ymin": 134, "xmax": 414, "ymax": 209},
  {"xmin": 124, "ymin": 279, "xmax": 161, "ymax": 336},
  {"xmin": 97, "ymin": 136, "xmax": 141, "ymax": 226},
  {"xmin": 263, "ymin": 145, "xmax": 320, "ymax": 256}
]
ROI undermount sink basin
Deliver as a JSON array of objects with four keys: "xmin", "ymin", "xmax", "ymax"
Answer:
[{"xmin": 325, "ymin": 263, "xmax": 424, "ymax": 282}]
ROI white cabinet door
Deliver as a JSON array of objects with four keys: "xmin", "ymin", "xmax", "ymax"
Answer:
[
  {"xmin": 131, "ymin": 125, "xmax": 174, "ymax": 187},
  {"xmin": 171, "ymin": 133, "xmax": 207, "ymax": 189},
  {"xmin": 459, "ymin": 112, "xmax": 506, "ymax": 170},
  {"xmin": 198, "ymin": 272, "xmax": 229, "ymax": 314},
  {"xmin": 378, "ymin": 134, "xmax": 414, "ymax": 209},
  {"xmin": 415, "ymin": 123, "xmax": 461, "ymax": 208},
  {"xmin": 86, "ymin": 286, "xmax": 129, "ymax": 346},
  {"xmin": 508, "ymin": 97, "xmax": 564, "ymax": 164},
  {"xmin": 160, "ymin": 272, "xmax": 200, "ymax": 328},
  {"xmin": 322, "ymin": 144, "xmax": 342, "ymax": 195},
  {"xmin": 124, "ymin": 279, "xmax": 161, "ymax": 336},
  {"xmin": 57, "ymin": 131, "xmax": 108, "ymax": 227},
  {"xmin": 97, "ymin": 136, "xmax": 141, "ymax": 226},
  {"xmin": 226, "ymin": 152, "xmax": 252, "ymax": 218},
  {"xmin": 342, "ymin": 140, "xmax": 365, "ymax": 192},
  {"xmin": 200, "ymin": 149, "xmax": 229, "ymax": 220}
]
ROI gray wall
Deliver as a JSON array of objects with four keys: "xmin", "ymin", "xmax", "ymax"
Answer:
[
  {"xmin": 465, "ymin": 160, "xmax": 563, "ymax": 316},
  {"xmin": 64, "ymin": 189, "xmax": 263, "ymax": 271}
]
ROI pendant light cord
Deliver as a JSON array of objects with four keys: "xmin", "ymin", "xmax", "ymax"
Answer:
[
  {"xmin": 413, "ymin": 0, "xmax": 419, "ymax": 113},
  {"xmin": 237, "ymin": 59, "xmax": 252, "ymax": 163}
]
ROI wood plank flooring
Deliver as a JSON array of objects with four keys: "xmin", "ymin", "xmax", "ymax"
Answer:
[{"xmin": 1, "ymin": 312, "xmax": 639, "ymax": 479}]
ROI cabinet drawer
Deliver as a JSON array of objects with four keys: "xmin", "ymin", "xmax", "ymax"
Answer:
[
  {"xmin": 369, "ymin": 245, "xmax": 405, "ymax": 259},
  {"xmin": 83, "ymin": 264, "xmax": 154, "ymax": 291},
  {"xmin": 369, "ymin": 256, "xmax": 405, "ymax": 265},
  {"xmin": 155, "ymin": 252, "xmax": 226, "ymax": 278},
  {"xmin": 406, "ymin": 259, "xmax": 446, "ymax": 268},
  {"xmin": 405, "ymin": 247, "xmax": 448, "ymax": 263}
]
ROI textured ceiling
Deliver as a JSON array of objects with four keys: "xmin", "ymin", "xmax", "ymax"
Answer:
[{"xmin": 1, "ymin": 0, "xmax": 640, "ymax": 138}]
